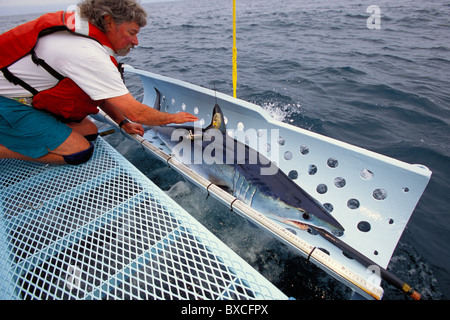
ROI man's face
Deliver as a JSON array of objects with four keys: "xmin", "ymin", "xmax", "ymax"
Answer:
[{"xmin": 105, "ymin": 18, "xmax": 140, "ymax": 56}]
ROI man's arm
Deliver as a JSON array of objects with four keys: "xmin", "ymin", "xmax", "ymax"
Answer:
[
  {"xmin": 104, "ymin": 93, "xmax": 198, "ymax": 126},
  {"xmin": 99, "ymin": 97, "xmax": 145, "ymax": 136}
]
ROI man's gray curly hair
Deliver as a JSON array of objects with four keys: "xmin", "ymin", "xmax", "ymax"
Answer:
[{"xmin": 79, "ymin": 0, "xmax": 147, "ymax": 33}]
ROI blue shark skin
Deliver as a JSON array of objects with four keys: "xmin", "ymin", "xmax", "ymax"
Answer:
[{"xmin": 152, "ymin": 103, "xmax": 345, "ymax": 236}]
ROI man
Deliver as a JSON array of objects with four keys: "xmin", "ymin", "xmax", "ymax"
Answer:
[{"xmin": 0, "ymin": 0, "xmax": 198, "ymax": 165}]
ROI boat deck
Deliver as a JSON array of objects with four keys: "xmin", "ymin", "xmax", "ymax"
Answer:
[{"xmin": 0, "ymin": 137, "xmax": 287, "ymax": 300}]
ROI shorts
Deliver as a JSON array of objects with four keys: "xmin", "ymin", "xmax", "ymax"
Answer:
[{"xmin": 0, "ymin": 96, "xmax": 72, "ymax": 159}]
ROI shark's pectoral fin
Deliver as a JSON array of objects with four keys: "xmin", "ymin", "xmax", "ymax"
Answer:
[{"xmin": 216, "ymin": 185, "xmax": 233, "ymax": 194}]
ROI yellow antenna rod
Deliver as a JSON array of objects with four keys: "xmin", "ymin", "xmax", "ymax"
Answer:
[{"xmin": 232, "ymin": 0, "xmax": 237, "ymax": 98}]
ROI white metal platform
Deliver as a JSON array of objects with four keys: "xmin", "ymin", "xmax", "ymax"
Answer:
[
  {"xmin": 0, "ymin": 137, "xmax": 287, "ymax": 300},
  {"xmin": 116, "ymin": 65, "xmax": 432, "ymax": 300}
]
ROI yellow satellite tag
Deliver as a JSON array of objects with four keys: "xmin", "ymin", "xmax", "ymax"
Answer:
[{"xmin": 212, "ymin": 113, "xmax": 222, "ymax": 129}]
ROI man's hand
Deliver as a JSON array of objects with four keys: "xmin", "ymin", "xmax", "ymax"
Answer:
[
  {"xmin": 122, "ymin": 121, "xmax": 145, "ymax": 136},
  {"xmin": 170, "ymin": 112, "xmax": 199, "ymax": 124}
]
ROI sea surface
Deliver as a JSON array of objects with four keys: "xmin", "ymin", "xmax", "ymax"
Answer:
[{"xmin": 1, "ymin": 0, "xmax": 449, "ymax": 300}]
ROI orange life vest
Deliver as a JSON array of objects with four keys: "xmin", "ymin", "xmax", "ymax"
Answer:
[{"xmin": 0, "ymin": 10, "xmax": 122, "ymax": 121}]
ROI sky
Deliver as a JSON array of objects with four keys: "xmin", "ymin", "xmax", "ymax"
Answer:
[{"xmin": 0, "ymin": 0, "xmax": 179, "ymax": 16}]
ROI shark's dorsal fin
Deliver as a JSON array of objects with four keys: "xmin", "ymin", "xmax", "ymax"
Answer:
[
  {"xmin": 206, "ymin": 103, "xmax": 226, "ymax": 133},
  {"xmin": 153, "ymin": 87, "xmax": 161, "ymax": 111}
]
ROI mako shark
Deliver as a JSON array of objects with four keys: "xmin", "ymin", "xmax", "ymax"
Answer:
[{"xmin": 151, "ymin": 94, "xmax": 345, "ymax": 236}]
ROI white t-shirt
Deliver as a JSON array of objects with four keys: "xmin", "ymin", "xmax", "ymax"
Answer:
[{"xmin": 0, "ymin": 31, "xmax": 129, "ymax": 100}]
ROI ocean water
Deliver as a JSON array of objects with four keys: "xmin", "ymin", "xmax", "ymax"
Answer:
[{"xmin": 1, "ymin": 0, "xmax": 449, "ymax": 300}]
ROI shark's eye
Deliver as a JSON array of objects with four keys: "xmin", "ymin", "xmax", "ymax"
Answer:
[{"xmin": 303, "ymin": 213, "xmax": 310, "ymax": 220}]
